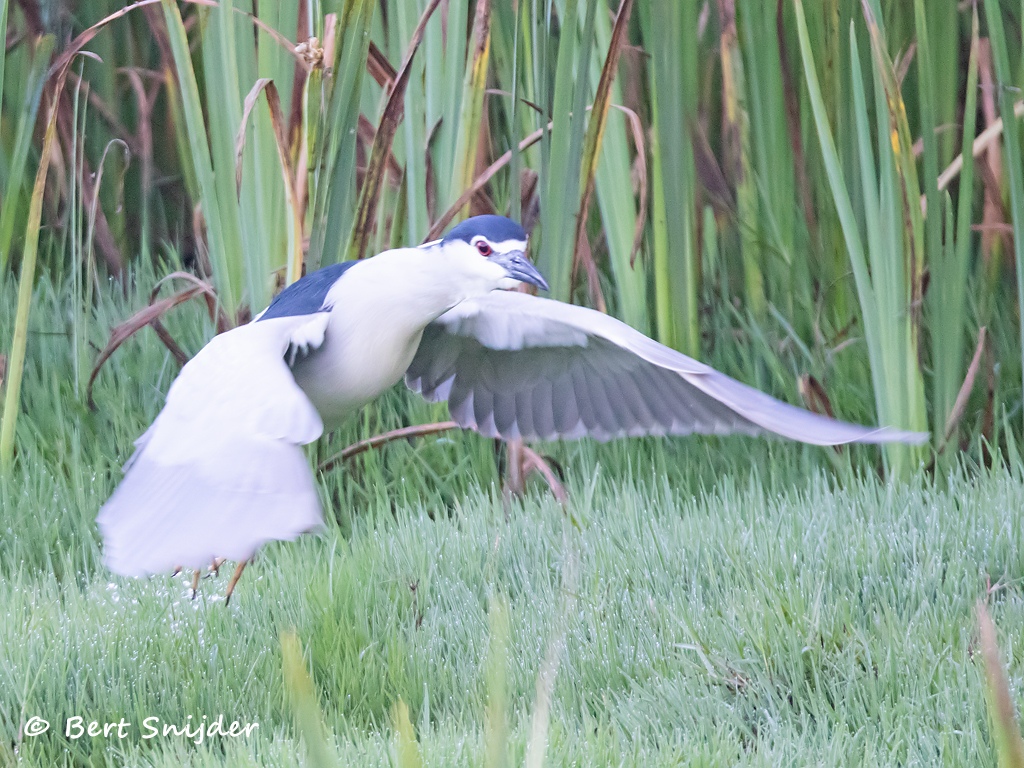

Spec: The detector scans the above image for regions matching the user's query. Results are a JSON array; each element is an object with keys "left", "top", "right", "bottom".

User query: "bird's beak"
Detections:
[{"left": 494, "top": 250, "right": 549, "bottom": 292}]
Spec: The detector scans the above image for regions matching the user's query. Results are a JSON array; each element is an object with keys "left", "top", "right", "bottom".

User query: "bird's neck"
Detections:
[{"left": 342, "top": 247, "right": 496, "bottom": 328}]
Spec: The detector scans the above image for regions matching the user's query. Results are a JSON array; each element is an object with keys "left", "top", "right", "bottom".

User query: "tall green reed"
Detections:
[{"left": 7, "top": 1, "right": 1024, "bottom": 474}]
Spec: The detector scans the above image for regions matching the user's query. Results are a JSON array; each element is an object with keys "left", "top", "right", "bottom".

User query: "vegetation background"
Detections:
[{"left": 1, "top": 0, "right": 1024, "bottom": 765}]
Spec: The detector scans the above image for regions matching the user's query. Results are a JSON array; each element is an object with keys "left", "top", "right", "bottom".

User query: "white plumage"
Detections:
[
  {"left": 99, "top": 315, "right": 328, "bottom": 576},
  {"left": 97, "top": 215, "right": 926, "bottom": 581}
]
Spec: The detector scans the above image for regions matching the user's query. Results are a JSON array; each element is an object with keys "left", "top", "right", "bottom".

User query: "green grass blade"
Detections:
[
  {"left": 393, "top": 699, "right": 424, "bottom": 768},
  {"left": 0, "top": 36, "right": 53, "bottom": 274},
  {"left": 281, "top": 630, "right": 340, "bottom": 768},
  {"left": 483, "top": 597, "right": 510, "bottom": 768},
  {"left": 1, "top": 50, "right": 62, "bottom": 472},
  {"left": 0, "top": 0, "right": 8, "bottom": 120},
  {"left": 977, "top": 604, "right": 1024, "bottom": 768}
]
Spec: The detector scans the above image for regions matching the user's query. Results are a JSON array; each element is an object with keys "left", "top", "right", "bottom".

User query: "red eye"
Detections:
[{"left": 475, "top": 240, "right": 493, "bottom": 256}]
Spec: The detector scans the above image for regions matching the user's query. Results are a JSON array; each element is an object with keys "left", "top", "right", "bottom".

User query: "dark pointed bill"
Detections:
[{"left": 493, "top": 250, "right": 549, "bottom": 292}]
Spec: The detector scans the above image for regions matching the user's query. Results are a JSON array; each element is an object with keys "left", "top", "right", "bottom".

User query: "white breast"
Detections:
[
  {"left": 291, "top": 309, "right": 425, "bottom": 429},
  {"left": 288, "top": 253, "right": 460, "bottom": 430}
]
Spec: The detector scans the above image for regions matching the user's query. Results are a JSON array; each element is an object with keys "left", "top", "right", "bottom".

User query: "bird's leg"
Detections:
[
  {"left": 520, "top": 445, "right": 570, "bottom": 508},
  {"left": 224, "top": 560, "right": 248, "bottom": 606},
  {"left": 190, "top": 569, "right": 201, "bottom": 600},
  {"left": 501, "top": 439, "right": 525, "bottom": 522}
]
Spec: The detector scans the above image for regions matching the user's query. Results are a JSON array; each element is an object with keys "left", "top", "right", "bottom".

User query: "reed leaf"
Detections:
[
  {"left": 982, "top": 0, "right": 1024, "bottom": 431},
  {"left": 0, "top": 0, "right": 8, "bottom": 123},
  {"left": 426, "top": 0, "right": 469, "bottom": 212},
  {"left": 534, "top": 0, "right": 598, "bottom": 303},
  {"left": 237, "top": 78, "right": 303, "bottom": 287},
  {"left": 449, "top": 0, "right": 492, "bottom": 216},
  {"left": 162, "top": 0, "right": 242, "bottom": 316},
  {"left": 718, "top": 0, "right": 764, "bottom": 326},
  {"left": 0, "top": 35, "right": 52, "bottom": 274},
  {"left": 349, "top": 0, "right": 441, "bottom": 261},
  {"left": 794, "top": 0, "right": 928, "bottom": 476},
  {"left": 308, "top": 0, "right": 375, "bottom": 269},
  {"left": 929, "top": 6, "right": 980, "bottom": 450},
  {"left": 1, "top": 43, "right": 62, "bottom": 471},
  {"left": 394, "top": 0, "right": 430, "bottom": 242},
  {"left": 641, "top": 0, "right": 700, "bottom": 355},
  {"left": 574, "top": 0, "right": 645, "bottom": 329},
  {"left": 860, "top": 0, "right": 929, "bottom": 462}
]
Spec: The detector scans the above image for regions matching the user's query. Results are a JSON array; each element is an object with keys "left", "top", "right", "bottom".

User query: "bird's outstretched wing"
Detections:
[
  {"left": 405, "top": 291, "right": 927, "bottom": 446},
  {"left": 97, "top": 314, "right": 331, "bottom": 577}
]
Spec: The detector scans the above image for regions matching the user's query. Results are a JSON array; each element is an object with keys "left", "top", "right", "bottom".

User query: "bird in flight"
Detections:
[{"left": 97, "top": 215, "right": 926, "bottom": 600}]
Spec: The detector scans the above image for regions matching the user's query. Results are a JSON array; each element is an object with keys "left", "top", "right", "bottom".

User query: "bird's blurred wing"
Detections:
[
  {"left": 97, "top": 314, "right": 331, "bottom": 577},
  {"left": 406, "top": 291, "right": 928, "bottom": 446}
]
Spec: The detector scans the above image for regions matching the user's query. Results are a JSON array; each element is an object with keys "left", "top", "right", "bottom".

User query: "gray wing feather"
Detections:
[
  {"left": 405, "top": 292, "right": 928, "bottom": 446},
  {"left": 535, "top": 386, "right": 554, "bottom": 436}
]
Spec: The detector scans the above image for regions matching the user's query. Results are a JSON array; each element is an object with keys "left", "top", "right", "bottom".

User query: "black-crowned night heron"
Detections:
[{"left": 98, "top": 215, "right": 925, "bottom": 598}]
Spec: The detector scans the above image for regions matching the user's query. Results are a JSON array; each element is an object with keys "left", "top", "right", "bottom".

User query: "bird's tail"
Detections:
[{"left": 97, "top": 433, "right": 323, "bottom": 578}]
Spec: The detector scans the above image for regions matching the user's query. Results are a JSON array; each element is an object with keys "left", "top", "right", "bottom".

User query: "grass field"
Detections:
[
  {"left": 2, "top": 275, "right": 1022, "bottom": 767},
  {"left": 1, "top": 1, "right": 1024, "bottom": 765}
]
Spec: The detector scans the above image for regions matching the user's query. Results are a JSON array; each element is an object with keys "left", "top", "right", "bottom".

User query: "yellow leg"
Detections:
[{"left": 190, "top": 569, "right": 201, "bottom": 600}]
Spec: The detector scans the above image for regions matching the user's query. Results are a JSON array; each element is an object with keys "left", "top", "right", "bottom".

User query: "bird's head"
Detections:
[{"left": 436, "top": 215, "right": 549, "bottom": 292}]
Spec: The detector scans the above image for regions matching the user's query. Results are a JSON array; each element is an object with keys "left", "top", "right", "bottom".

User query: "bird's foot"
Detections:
[{"left": 185, "top": 560, "right": 228, "bottom": 600}]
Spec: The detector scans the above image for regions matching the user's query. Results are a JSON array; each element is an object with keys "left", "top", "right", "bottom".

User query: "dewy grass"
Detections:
[
  {"left": 2, "top": 2, "right": 1024, "bottom": 764},
  {"left": 1, "top": 272, "right": 1021, "bottom": 767}
]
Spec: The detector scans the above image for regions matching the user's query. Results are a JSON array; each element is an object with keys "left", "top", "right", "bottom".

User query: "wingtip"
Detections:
[{"left": 858, "top": 426, "right": 931, "bottom": 445}]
